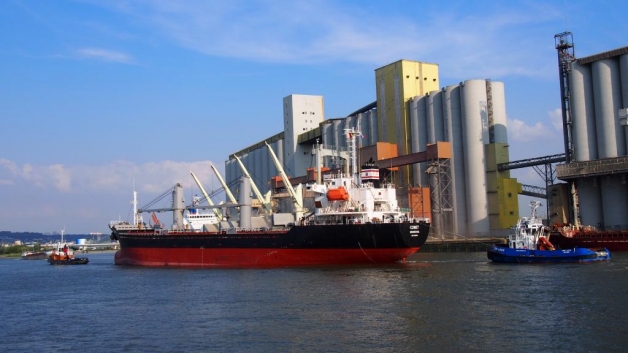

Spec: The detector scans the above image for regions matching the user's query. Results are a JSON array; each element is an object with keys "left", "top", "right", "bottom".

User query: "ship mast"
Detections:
[
  {"left": 132, "top": 189, "right": 142, "bottom": 226},
  {"left": 345, "top": 127, "right": 360, "bottom": 185}
]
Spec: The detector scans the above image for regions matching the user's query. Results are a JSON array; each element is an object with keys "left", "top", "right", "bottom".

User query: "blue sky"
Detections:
[{"left": 1, "top": 0, "right": 627, "bottom": 234}]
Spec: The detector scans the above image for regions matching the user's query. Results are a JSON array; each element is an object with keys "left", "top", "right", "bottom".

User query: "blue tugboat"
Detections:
[{"left": 487, "top": 201, "right": 610, "bottom": 264}]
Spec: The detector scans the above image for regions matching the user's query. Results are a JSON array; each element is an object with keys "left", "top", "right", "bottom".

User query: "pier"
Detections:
[{"left": 422, "top": 237, "right": 507, "bottom": 252}]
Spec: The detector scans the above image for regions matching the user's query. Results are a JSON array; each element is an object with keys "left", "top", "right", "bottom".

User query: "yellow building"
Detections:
[{"left": 375, "top": 60, "right": 439, "bottom": 193}]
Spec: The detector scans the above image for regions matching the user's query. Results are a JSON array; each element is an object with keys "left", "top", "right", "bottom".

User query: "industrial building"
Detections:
[
  {"left": 553, "top": 33, "right": 628, "bottom": 231},
  {"left": 222, "top": 33, "right": 628, "bottom": 239},
  {"left": 225, "top": 59, "right": 520, "bottom": 238}
]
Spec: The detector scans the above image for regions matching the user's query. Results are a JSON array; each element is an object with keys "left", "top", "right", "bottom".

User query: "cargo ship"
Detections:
[
  {"left": 549, "top": 225, "right": 628, "bottom": 252},
  {"left": 21, "top": 251, "right": 48, "bottom": 260},
  {"left": 109, "top": 129, "right": 430, "bottom": 267}
]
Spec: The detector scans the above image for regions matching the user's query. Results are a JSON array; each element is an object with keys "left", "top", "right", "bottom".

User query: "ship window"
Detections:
[{"left": 508, "top": 192, "right": 512, "bottom": 197}]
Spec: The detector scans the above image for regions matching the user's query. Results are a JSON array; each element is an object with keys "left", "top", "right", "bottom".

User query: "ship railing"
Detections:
[
  {"left": 227, "top": 227, "right": 282, "bottom": 233},
  {"left": 110, "top": 220, "right": 131, "bottom": 226}
]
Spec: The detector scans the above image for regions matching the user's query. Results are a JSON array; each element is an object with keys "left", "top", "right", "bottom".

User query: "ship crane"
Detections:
[
  {"left": 233, "top": 154, "right": 272, "bottom": 214},
  {"left": 190, "top": 171, "right": 224, "bottom": 220},
  {"left": 210, "top": 163, "right": 238, "bottom": 204},
  {"left": 265, "top": 142, "right": 304, "bottom": 221}
]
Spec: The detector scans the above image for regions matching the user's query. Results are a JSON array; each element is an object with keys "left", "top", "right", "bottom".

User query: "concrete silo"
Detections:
[
  {"left": 411, "top": 79, "right": 519, "bottom": 236},
  {"left": 556, "top": 40, "right": 628, "bottom": 231}
]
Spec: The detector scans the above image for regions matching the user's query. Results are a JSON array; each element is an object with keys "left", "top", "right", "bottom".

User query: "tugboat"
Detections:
[
  {"left": 47, "top": 244, "right": 89, "bottom": 265},
  {"left": 487, "top": 201, "right": 610, "bottom": 264}
]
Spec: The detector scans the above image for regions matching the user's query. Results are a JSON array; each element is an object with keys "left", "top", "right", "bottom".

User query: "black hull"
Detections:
[
  {"left": 116, "top": 222, "right": 429, "bottom": 250},
  {"left": 112, "top": 222, "right": 430, "bottom": 267}
]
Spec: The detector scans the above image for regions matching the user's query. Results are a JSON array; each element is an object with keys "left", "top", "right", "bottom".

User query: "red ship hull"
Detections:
[
  {"left": 114, "top": 247, "right": 420, "bottom": 267},
  {"left": 550, "top": 230, "right": 628, "bottom": 252}
]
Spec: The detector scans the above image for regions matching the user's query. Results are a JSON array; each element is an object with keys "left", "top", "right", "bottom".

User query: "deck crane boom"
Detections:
[
  {"left": 210, "top": 163, "right": 238, "bottom": 204},
  {"left": 189, "top": 171, "right": 223, "bottom": 220},
  {"left": 264, "top": 142, "right": 304, "bottom": 220},
  {"left": 233, "top": 154, "right": 272, "bottom": 214}
]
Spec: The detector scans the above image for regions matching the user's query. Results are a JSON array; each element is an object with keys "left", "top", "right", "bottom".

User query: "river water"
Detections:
[{"left": 1, "top": 251, "right": 627, "bottom": 353}]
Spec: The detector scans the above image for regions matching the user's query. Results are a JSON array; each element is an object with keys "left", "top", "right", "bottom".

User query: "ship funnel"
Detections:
[
  {"left": 239, "top": 176, "right": 252, "bottom": 229},
  {"left": 360, "top": 158, "right": 380, "bottom": 188}
]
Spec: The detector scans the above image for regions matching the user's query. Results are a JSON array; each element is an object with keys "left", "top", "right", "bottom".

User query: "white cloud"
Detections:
[
  {"left": 49, "top": 164, "right": 72, "bottom": 192},
  {"left": 548, "top": 108, "right": 564, "bottom": 133},
  {"left": 0, "top": 159, "right": 219, "bottom": 194},
  {"left": 91, "top": 0, "right": 562, "bottom": 79},
  {"left": 507, "top": 117, "right": 555, "bottom": 143},
  {"left": 507, "top": 108, "right": 564, "bottom": 143},
  {"left": 76, "top": 48, "right": 134, "bottom": 64},
  {"left": 0, "top": 158, "right": 18, "bottom": 175}
]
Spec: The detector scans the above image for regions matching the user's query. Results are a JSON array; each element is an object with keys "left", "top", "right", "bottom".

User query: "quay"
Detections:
[{"left": 422, "top": 237, "right": 507, "bottom": 252}]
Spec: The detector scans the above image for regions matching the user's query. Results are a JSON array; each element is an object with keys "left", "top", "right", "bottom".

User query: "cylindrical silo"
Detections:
[
  {"left": 570, "top": 61, "right": 597, "bottom": 161},
  {"left": 261, "top": 144, "right": 270, "bottom": 191},
  {"left": 432, "top": 91, "right": 445, "bottom": 142},
  {"left": 321, "top": 122, "right": 332, "bottom": 167},
  {"left": 592, "top": 58, "right": 624, "bottom": 158},
  {"left": 254, "top": 148, "right": 263, "bottom": 189},
  {"left": 369, "top": 109, "right": 378, "bottom": 144},
  {"left": 333, "top": 120, "right": 341, "bottom": 152},
  {"left": 461, "top": 79, "right": 490, "bottom": 235},
  {"left": 619, "top": 54, "right": 628, "bottom": 153},
  {"left": 322, "top": 122, "right": 332, "bottom": 149},
  {"left": 357, "top": 113, "right": 367, "bottom": 147},
  {"left": 225, "top": 158, "right": 236, "bottom": 190},
  {"left": 268, "top": 141, "right": 278, "bottom": 180},
  {"left": 409, "top": 96, "right": 422, "bottom": 186},
  {"left": 345, "top": 115, "right": 354, "bottom": 134},
  {"left": 230, "top": 155, "right": 239, "bottom": 184},
  {"left": 443, "top": 84, "right": 463, "bottom": 236},
  {"left": 416, "top": 95, "right": 428, "bottom": 186},
  {"left": 426, "top": 92, "right": 437, "bottom": 144},
  {"left": 592, "top": 58, "right": 628, "bottom": 228},
  {"left": 276, "top": 139, "right": 284, "bottom": 168},
  {"left": 427, "top": 90, "right": 445, "bottom": 143},
  {"left": 488, "top": 81, "right": 508, "bottom": 144}
]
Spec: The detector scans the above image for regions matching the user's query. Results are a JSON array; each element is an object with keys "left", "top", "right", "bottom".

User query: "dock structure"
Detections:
[{"left": 422, "top": 237, "right": 507, "bottom": 252}]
